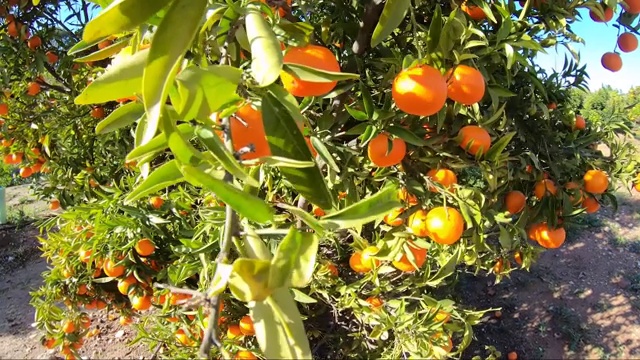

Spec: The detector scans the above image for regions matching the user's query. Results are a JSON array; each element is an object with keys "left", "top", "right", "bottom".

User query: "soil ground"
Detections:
[{"left": 0, "top": 185, "right": 639, "bottom": 359}]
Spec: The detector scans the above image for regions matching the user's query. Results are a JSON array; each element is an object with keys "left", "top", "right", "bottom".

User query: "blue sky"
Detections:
[{"left": 535, "top": 8, "right": 640, "bottom": 93}]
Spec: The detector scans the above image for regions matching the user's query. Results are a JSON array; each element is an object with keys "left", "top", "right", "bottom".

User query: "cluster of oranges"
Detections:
[
  {"left": 590, "top": 1, "right": 640, "bottom": 72},
  {"left": 0, "top": 142, "right": 48, "bottom": 178}
]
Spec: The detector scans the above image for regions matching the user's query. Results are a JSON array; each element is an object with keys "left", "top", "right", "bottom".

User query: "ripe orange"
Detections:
[
  {"left": 19, "top": 166, "right": 33, "bottom": 178},
  {"left": 360, "top": 246, "right": 381, "bottom": 270},
  {"left": 175, "top": 329, "right": 195, "bottom": 346},
  {"left": 493, "top": 259, "right": 504, "bottom": 274},
  {"left": 0, "top": 103, "right": 7, "bottom": 115},
  {"left": 1, "top": 138, "right": 14, "bottom": 147},
  {"left": 43, "top": 338, "right": 56, "bottom": 349},
  {"left": 426, "top": 168, "right": 457, "bottom": 192},
  {"left": 623, "top": 0, "right": 640, "bottom": 13},
  {"left": 130, "top": 294, "right": 152, "bottom": 311},
  {"left": 117, "top": 275, "right": 137, "bottom": 295},
  {"left": 27, "top": 35, "right": 41, "bottom": 50},
  {"left": 50, "top": 199, "right": 60, "bottom": 210},
  {"left": 119, "top": 316, "right": 133, "bottom": 326},
  {"left": 46, "top": 51, "right": 58, "bottom": 64},
  {"left": 582, "top": 196, "right": 600, "bottom": 214},
  {"left": 235, "top": 350, "right": 257, "bottom": 360},
  {"left": 583, "top": 169, "right": 608, "bottom": 194},
  {"left": 507, "top": 351, "right": 518, "bottom": 360},
  {"left": 62, "top": 320, "right": 76, "bottom": 334},
  {"left": 445, "top": 65, "right": 486, "bottom": 105},
  {"left": 134, "top": 238, "right": 155, "bottom": 256},
  {"left": 260, "top": 0, "right": 291, "bottom": 16},
  {"left": 312, "top": 205, "right": 325, "bottom": 217},
  {"left": 408, "top": 209, "right": 430, "bottom": 237},
  {"left": 589, "top": 5, "right": 614, "bottom": 22},
  {"left": 149, "top": 196, "right": 164, "bottom": 209},
  {"left": 349, "top": 252, "right": 370, "bottom": 273},
  {"left": 7, "top": 20, "right": 20, "bottom": 38},
  {"left": 325, "top": 263, "right": 339, "bottom": 276},
  {"left": 547, "top": 102, "right": 557, "bottom": 110},
  {"left": 27, "top": 82, "right": 41, "bottom": 96},
  {"left": 90, "top": 107, "right": 105, "bottom": 119},
  {"left": 533, "top": 179, "right": 557, "bottom": 199},
  {"left": 392, "top": 64, "right": 447, "bottom": 116},
  {"left": 77, "top": 284, "right": 88, "bottom": 295},
  {"left": 399, "top": 188, "right": 419, "bottom": 206},
  {"left": 169, "top": 292, "right": 192, "bottom": 305},
  {"left": 618, "top": 32, "right": 638, "bottom": 52},
  {"left": 383, "top": 207, "right": 405, "bottom": 227},
  {"left": 531, "top": 223, "right": 566, "bottom": 249},
  {"left": 365, "top": 296, "right": 383, "bottom": 309},
  {"left": 505, "top": 191, "right": 526, "bottom": 214},
  {"left": 280, "top": 44, "right": 341, "bottom": 97},
  {"left": 601, "top": 52, "right": 622, "bottom": 72},
  {"left": 239, "top": 315, "right": 255, "bottom": 336},
  {"left": 573, "top": 115, "right": 586, "bottom": 130},
  {"left": 227, "top": 324, "right": 243, "bottom": 339},
  {"left": 458, "top": 125, "right": 491, "bottom": 156},
  {"left": 392, "top": 241, "right": 427, "bottom": 272},
  {"left": 426, "top": 207, "right": 465, "bottom": 245},
  {"left": 367, "top": 133, "right": 406, "bottom": 167},
  {"left": 218, "top": 104, "right": 271, "bottom": 161},
  {"left": 461, "top": 2, "right": 486, "bottom": 20},
  {"left": 98, "top": 39, "right": 112, "bottom": 49},
  {"left": 514, "top": 251, "right": 523, "bottom": 265},
  {"left": 103, "top": 258, "right": 125, "bottom": 278}
]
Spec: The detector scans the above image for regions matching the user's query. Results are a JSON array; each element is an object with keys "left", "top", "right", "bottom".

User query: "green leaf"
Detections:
[
  {"left": 427, "top": 5, "right": 442, "bottom": 53},
  {"left": 160, "top": 108, "right": 203, "bottom": 166},
  {"left": 142, "top": 0, "right": 207, "bottom": 144},
  {"left": 345, "top": 104, "right": 369, "bottom": 120},
  {"left": 245, "top": 7, "right": 283, "bottom": 87},
  {"left": 180, "top": 165, "right": 275, "bottom": 224},
  {"left": 126, "top": 123, "right": 193, "bottom": 162},
  {"left": 291, "top": 288, "right": 317, "bottom": 303},
  {"left": 82, "top": 0, "right": 173, "bottom": 43},
  {"left": 229, "top": 258, "right": 273, "bottom": 302},
  {"left": 68, "top": 38, "right": 104, "bottom": 56},
  {"left": 195, "top": 125, "right": 259, "bottom": 187},
  {"left": 262, "top": 92, "right": 334, "bottom": 210},
  {"left": 275, "top": 203, "right": 325, "bottom": 235},
  {"left": 74, "top": 39, "right": 129, "bottom": 62},
  {"left": 282, "top": 63, "right": 359, "bottom": 82},
  {"left": 320, "top": 184, "right": 401, "bottom": 230},
  {"left": 124, "top": 160, "right": 184, "bottom": 204},
  {"left": 245, "top": 156, "right": 315, "bottom": 168},
  {"left": 424, "top": 246, "right": 462, "bottom": 287},
  {"left": 387, "top": 125, "right": 429, "bottom": 146},
  {"left": 95, "top": 102, "right": 144, "bottom": 134},
  {"left": 485, "top": 131, "right": 515, "bottom": 161},
  {"left": 290, "top": 231, "right": 319, "bottom": 288},
  {"left": 274, "top": 21, "right": 314, "bottom": 46},
  {"left": 370, "top": 0, "right": 411, "bottom": 49},
  {"left": 310, "top": 137, "right": 340, "bottom": 173},
  {"left": 242, "top": 221, "right": 273, "bottom": 261},
  {"left": 266, "top": 84, "right": 307, "bottom": 125},
  {"left": 498, "top": 224, "right": 512, "bottom": 250},
  {"left": 173, "top": 65, "right": 242, "bottom": 120},
  {"left": 269, "top": 227, "right": 302, "bottom": 289},
  {"left": 250, "top": 288, "right": 312, "bottom": 359},
  {"left": 75, "top": 49, "right": 148, "bottom": 105}
]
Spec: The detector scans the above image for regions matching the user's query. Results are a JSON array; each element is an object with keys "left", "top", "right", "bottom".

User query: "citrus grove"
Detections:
[{"left": 0, "top": 0, "right": 637, "bottom": 359}]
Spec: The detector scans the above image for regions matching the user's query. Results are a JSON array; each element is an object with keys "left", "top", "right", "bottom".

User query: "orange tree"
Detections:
[{"left": 26, "top": 0, "right": 640, "bottom": 359}]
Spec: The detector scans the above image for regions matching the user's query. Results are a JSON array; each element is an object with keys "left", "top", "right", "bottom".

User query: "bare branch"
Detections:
[{"left": 352, "top": 0, "right": 386, "bottom": 55}]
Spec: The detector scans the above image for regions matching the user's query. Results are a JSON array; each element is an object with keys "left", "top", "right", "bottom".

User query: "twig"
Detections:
[
  {"left": 296, "top": 196, "right": 307, "bottom": 228},
  {"left": 351, "top": 0, "right": 386, "bottom": 55},
  {"left": 149, "top": 342, "right": 163, "bottom": 360}
]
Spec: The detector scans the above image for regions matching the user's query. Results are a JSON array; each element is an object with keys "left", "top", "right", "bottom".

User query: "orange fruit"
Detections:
[
  {"left": 367, "top": 132, "right": 406, "bottom": 167},
  {"left": 76, "top": 284, "right": 88, "bottom": 295},
  {"left": 216, "top": 104, "right": 271, "bottom": 161},
  {"left": 1, "top": 138, "right": 14, "bottom": 147},
  {"left": 392, "top": 64, "right": 447, "bottom": 116},
  {"left": 239, "top": 315, "right": 255, "bottom": 336},
  {"left": 46, "top": 51, "right": 58, "bottom": 64},
  {"left": 27, "top": 35, "right": 41, "bottom": 50},
  {"left": 565, "top": 182, "right": 584, "bottom": 205},
  {"left": 514, "top": 251, "right": 523, "bottom": 265},
  {"left": 426, "top": 168, "right": 457, "bottom": 192},
  {"left": 50, "top": 199, "right": 61, "bottom": 210},
  {"left": 360, "top": 246, "right": 381, "bottom": 270},
  {"left": 508, "top": 352, "right": 518, "bottom": 360},
  {"left": 119, "top": 316, "right": 133, "bottom": 326},
  {"left": 7, "top": 21, "right": 20, "bottom": 37},
  {"left": 505, "top": 191, "right": 526, "bottom": 214},
  {"left": 169, "top": 292, "right": 192, "bottom": 305},
  {"left": 0, "top": 103, "right": 7, "bottom": 115},
  {"left": 19, "top": 166, "right": 33, "bottom": 178},
  {"left": 235, "top": 350, "right": 257, "bottom": 360},
  {"left": 531, "top": 223, "right": 566, "bottom": 249},
  {"left": 260, "top": 0, "right": 291, "bottom": 16},
  {"left": 589, "top": 5, "right": 614, "bottom": 22},
  {"left": 130, "top": 294, "right": 152, "bottom": 311},
  {"left": 534, "top": 179, "right": 557, "bottom": 199},
  {"left": 312, "top": 205, "right": 325, "bottom": 217},
  {"left": 383, "top": 207, "right": 405, "bottom": 227},
  {"left": 43, "top": 338, "right": 56, "bottom": 349},
  {"left": 117, "top": 275, "right": 137, "bottom": 295},
  {"left": 175, "top": 329, "right": 195, "bottom": 346},
  {"left": 583, "top": 169, "right": 608, "bottom": 194},
  {"left": 134, "top": 238, "right": 155, "bottom": 256},
  {"left": 547, "top": 102, "right": 557, "bottom": 110},
  {"left": 493, "top": 258, "right": 504, "bottom": 274},
  {"left": 103, "top": 258, "right": 125, "bottom": 278},
  {"left": 461, "top": 2, "right": 486, "bottom": 20},
  {"left": 149, "top": 196, "right": 164, "bottom": 209},
  {"left": 227, "top": 324, "right": 243, "bottom": 339},
  {"left": 365, "top": 296, "right": 383, "bottom": 309},
  {"left": 349, "top": 252, "right": 370, "bottom": 273},
  {"left": 27, "top": 82, "right": 41, "bottom": 96},
  {"left": 425, "top": 207, "right": 465, "bottom": 245},
  {"left": 623, "top": 0, "right": 640, "bottom": 13},
  {"left": 98, "top": 39, "right": 112, "bottom": 49},
  {"left": 601, "top": 52, "right": 622, "bottom": 72},
  {"left": 399, "top": 188, "right": 418, "bottom": 206},
  {"left": 392, "top": 241, "right": 427, "bottom": 272},
  {"left": 458, "top": 125, "right": 491, "bottom": 156},
  {"left": 431, "top": 333, "right": 453, "bottom": 352},
  {"left": 408, "top": 209, "right": 430, "bottom": 237},
  {"left": 62, "top": 320, "right": 76, "bottom": 334},
  {"left": 435, "top": 311, "right": 451, "bottom": 323},
  {"left": 573, "top": 115, "right": 586, "bottom": 130},
  {"left": 582, "top": 196, "right": 600, "bottom": 214},
  {"left": 618, "top": 32, "right": 638, "bottom": 52},
  {"left": 445, "top": 65, "right": 486, "bottom": 105},
  {"left": 325, "top": 263, "right": 338, "bottom": 276},
  {"left": 280, "top": 44, "right": 340, "bottom": 97},
  {"left": 90, "top": 107, "right": 105, "bottom": 119}
]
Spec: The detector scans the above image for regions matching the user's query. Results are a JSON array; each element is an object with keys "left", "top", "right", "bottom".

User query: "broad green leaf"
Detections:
[
  {"left": 370, "top": 0, "right": 411, "bottom": 48},
  {"left": 95, "top": 102, "right": 144, "bottom": 134},
  {"left": 498, "top": 224, "right": 512, "bottom": 250},
  {"left": 275, "top": 203, "right": 325, "bottom": 235},
  {"left": 207, "top": 263, "right": 233, "bottom": 297},
  {"left": 283, "top": 63, "right": 359, "bottom": 82},
  {"left": 320, "top": 184, "right": 401, "bottom": 230},
  {"left": 245, "top": 7, "right": 283, "bottom": 87},
  {"left": 274, "top": 21, "right": 314, "bottom": 46},
  {"left": 126, "top": 123, "right": 193, "bottom": 161},
  {"left": 290, "top": 231, "right": 319, "bottom": 288},
  {"left": 195, "top": 125, "right": 259, "bottom": 187},
  {"left": 142, "top": 0, "right": 207, "bottom": 144},
  {"left": 424, "top": 246, "right": 462, "bottom": 287},
  {"left": 180, "top": 165, "right": 274, "bottom": 224},
  {"left": 250, "top": 288, "right": 312, "bottom": 359},
  {"left": 229, "top": 258, "right": 272, "bottom": 302},
  {"left": 310, "top": 136, "right": 340, "bottom": 173},
  {"left": 387, "top": 125, "right": 429, "bottom": 146},
  {"left": 75, "top": 49, "right": 148, "bottom": 104},
  {"left": 427, "top": 5, "right": 442, "bottom": 53},
  {"left": 160, "top": 108, "right": 203, "bottom": 165},
  {"left": 74, "top": 39, "right": 129, "bottom": 62},
  {"left": 82, "top": 0, "right": 173, "bottom": 43},
  {"left": 173, "top": 65, "right": 242, "bottom": 120},
  {"left": 266, "top": 85, "right": 307, "bottom": 125},
  {"left": 291, "top": 288, "right": 317, "bottom": 303},
  {"left": 245, "top": 156, "right": 314, "bottom": 168},
  {"left": 124, "top": 160, "right": 184, "bottom": 204},
  {"left": 68, "top": 38, "right": 104, "bottom": 56},
  {"left": 485, "top": 131, "right": 515, "bottom": 161},
  {"left": 262, "top": 92, "right": 334, "bottom": 209},
  {"left": 242, "top": 220, "right": 272, "bottom": 261},
  {"left": 269, "top": 227, "right": 302, "bottom": 289}
]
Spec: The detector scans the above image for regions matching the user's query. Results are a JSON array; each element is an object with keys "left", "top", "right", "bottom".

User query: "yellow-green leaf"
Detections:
[
  {"left": 245, "top": 7, "right": 283, "bottom": 87},
  {"left": 229, "top": 258, "right": 273, "bottom": 302}
]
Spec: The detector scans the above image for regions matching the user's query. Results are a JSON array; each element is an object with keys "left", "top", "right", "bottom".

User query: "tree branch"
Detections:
[{"left": 352, "top": 0, "right": 385, "bottom": 55}]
